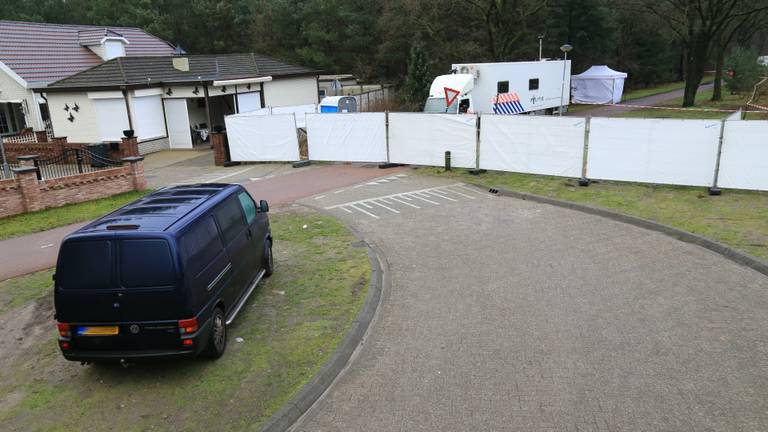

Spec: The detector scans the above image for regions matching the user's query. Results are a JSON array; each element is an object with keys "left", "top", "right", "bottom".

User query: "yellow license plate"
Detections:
[{"left": 77, "top": 326, "right": 119, "bottom": 336}]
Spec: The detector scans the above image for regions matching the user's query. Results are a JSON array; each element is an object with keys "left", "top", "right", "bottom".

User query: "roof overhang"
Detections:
[
  {"left": 212, "top": 76, "right": 273, "bottom": 86},
  {"left": 0, "top": 60, "right": 29, "bottom": 89}
]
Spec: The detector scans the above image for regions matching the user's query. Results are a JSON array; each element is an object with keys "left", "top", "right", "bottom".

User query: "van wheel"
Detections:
[
  {"left": 263, "top": 241, "right": 274, "bottom": 277},
  {"left": 203, "top": 308, "right": 227, "bottom": 359}
]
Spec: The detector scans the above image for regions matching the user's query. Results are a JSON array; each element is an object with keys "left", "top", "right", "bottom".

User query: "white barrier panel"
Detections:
[
  {"left": 718, "top": 120, "right": 768, "bottom": 191},
  {"left": 479, "top": 115, "right": 585, "bottom": 177},
  {"left": 272, "top": 104, "right": 317, "bottom": 128},
  {"left": 389, "top": 113, "right": 477, "bottom": 168},
  {"left": 306, "top": 113, "right": 387, "bottom": 162},
  {"left": 588, "top": 118, "right": 720, "bottom": 187},
  {"left": 225, "top": 113, "right": 299, "bottom": 162}
]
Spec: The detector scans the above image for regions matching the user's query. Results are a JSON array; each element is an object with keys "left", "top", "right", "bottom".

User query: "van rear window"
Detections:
[
  {"left": 58, "top": 241, "right": 113, "bottom": 290},
  {"left": 120, "top": 239, "right": 176, "bottom": 288}
]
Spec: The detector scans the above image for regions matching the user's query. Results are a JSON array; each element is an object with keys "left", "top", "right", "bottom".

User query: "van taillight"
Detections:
[
  {"left": 178, "top": 318, "right": 198, "bottom": 334},
  {"left": 57, "top": 323, "right": 71, "bottom": 338}
]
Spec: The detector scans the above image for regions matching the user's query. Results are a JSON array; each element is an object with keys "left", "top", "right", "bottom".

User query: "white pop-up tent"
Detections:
[{"left": 571, "top": 65, "right": 628, "bottom": 104}]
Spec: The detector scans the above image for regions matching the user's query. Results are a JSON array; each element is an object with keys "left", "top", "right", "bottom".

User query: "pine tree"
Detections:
[{"left": 401, "top": 42, "right": 432, "bottom": 109}]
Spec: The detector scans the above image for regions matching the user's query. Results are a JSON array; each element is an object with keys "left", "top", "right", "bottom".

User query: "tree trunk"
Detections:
[
  {"left": 711, "top": 45, "right": 724, "bottom": 102},
  {"left": 682, "top": 41, "right": 709, "bottom": 107}
]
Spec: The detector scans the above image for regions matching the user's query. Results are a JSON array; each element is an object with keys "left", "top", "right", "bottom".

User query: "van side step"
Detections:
[{"left": 225, "top": 269, "right": 266, "bottom": 326}]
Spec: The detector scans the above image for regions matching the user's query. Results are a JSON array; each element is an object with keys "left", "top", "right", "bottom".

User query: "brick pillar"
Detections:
[
  {"left": 51, "top": 137, "right": 68, "bottom": 154},
  {"left": 35, "top": 131, "right": 48, "bottom": 143},
  {"left": 211, "top": 132, "right": 228, "bottom": 166},
  {"left": 12, "top": 167, "right": 43, "bottom": 212},
  {"left": 120, "top": 137, "right": 139, "bottom": 158},
  {"left": 122, "top": 156, "right": 147, "bottom": 190},
  {"left": 16, "top": 155, "right": 39, "bottom": 168}
]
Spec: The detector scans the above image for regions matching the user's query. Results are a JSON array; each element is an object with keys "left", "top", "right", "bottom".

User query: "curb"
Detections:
[
  {"left": 478, "top": 185, "right": 768, "bottom": 278},
  {"left": 259, "top": 209, "right": 387, "bottom": 432}
]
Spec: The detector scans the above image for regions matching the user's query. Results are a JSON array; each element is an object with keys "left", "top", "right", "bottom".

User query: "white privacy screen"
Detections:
[
  {"left": 306, "top": 113, "right": 387, "bottom": 162},
  {"left": 479, "top": 115, "right": 585, "bottom": 177},
  {"left": 225, "top": 113, "right": 299, "bottom": 162},
  {"left": 718, "top": 120, "right": 768, "bottom": 191},
  {"left": 587, "top": 118, "right": 720, "bottom": 187},
  {"left": 388, "top": 113, "right": 477, "bottom": 168}
]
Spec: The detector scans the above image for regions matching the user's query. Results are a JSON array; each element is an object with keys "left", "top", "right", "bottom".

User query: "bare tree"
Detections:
[
  {"left": 461, "top": 0, "right": 548, "bottom": 61},
  {"left": 643, "top": 0, "right": 768, "bottom": 107}
]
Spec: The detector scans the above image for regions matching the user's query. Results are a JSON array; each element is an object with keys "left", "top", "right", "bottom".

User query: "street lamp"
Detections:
[{"left": 559, "top": 43, "right": 573, "bottom": 116}]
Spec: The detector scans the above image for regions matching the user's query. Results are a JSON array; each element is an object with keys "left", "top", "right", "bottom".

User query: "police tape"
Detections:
[
  {"left": 747, "top": 102, "right": 768, "bottom": 111},
  {"left": 574, "top": 101, "right": 766, "bottom": 113}
]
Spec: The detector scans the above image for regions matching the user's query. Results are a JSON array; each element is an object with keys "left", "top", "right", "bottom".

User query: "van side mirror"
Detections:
[{"left": 259, "top": 200, "right": 269, "bottom": 213}]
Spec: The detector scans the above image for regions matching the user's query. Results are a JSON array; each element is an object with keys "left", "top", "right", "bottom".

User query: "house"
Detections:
[
  {"left": 0, "top": 20, "right": 175, "bottom": 135},
  {"left": 46, "top": 54, "right": 319, "bottom": 152}
]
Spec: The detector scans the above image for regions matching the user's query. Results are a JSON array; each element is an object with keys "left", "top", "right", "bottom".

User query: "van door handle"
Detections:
[{"left": 246, "top": 228, "right": 252, "bottom": 239}]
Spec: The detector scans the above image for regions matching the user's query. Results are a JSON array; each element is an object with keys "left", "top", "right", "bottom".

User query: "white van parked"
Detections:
[{"left": 423, "top": 60, "right": 572, "bottom": 115}]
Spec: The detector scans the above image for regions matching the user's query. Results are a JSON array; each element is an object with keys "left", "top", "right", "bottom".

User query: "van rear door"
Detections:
[
  {"left": 55, "top": 239, "right": 119, "bottom": 323},
  {"left": 115, "top": 237, "right": 186, "bottom": 322}
]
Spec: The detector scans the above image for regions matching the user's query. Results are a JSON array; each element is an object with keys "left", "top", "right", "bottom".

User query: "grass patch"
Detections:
[
  {"left": 0, "top": 268, "right": 53, "bottom": 315},
  {"left": 0, "top": 190, "right": 150, "bottom": 241},
  {"left": 617, "top": 88, "right": 768, "bottom": 120},
  {"left": 419, "top": 168, "right": 768, "bottom": 261},
  {"left": 0, "top": 209, "right": 370, "bottom": 431}
]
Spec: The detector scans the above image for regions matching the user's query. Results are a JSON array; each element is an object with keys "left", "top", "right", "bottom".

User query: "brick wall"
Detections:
[
  {"left": 212, "top": 132, "right": 228, "bottom": 166},
  {"left": 138, "top": 137, "right": 170, "bottom": 155},
  {"left": 0, "top": 158, "right": 146, "bottom": 219},
  {"left": 0, "top": 178, "right": 24, "bottom": 218},
  {"left": 3, "top": 136, "right": 140, "bottom": 162}
]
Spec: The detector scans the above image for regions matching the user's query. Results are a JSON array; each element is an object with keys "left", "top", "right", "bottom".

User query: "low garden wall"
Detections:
[
  {"left": 0, "top": 157, "right": 146, "bottom": 219},
  {"left": 3, "top": 136, "right": 140, "bottom": 162}
]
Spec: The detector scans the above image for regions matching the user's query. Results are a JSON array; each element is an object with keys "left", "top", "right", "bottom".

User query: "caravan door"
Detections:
[{"left": 164, "top": 99, "right": 193, "bottom": 149}]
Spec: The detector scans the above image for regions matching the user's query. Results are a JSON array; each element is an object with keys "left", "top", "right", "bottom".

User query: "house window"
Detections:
[
  {"left": 529, "top": 78, "right": 540, "bottom": 90},
  {"left": 0, "top": 106, "right": 9, "bottom": 134},
  {"left": 497, "top": 81, "right": 509, "bottom": 94},
  {"left": 319, "top": 89, "right": 327, "bottom": 98}
]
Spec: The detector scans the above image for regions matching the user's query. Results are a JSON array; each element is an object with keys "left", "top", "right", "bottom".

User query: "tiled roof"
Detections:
[
  {"left": 0, "top": 20, "right": 175, "bottom": 86},
  {"left": 78, "top": 28, "right": 124, "bottom": 46},
  {"left": 48, "top": 54, "right": 319, "bottom": 89}
]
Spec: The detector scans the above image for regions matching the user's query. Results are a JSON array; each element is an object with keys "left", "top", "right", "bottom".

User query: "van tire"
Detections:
[
  {"left": 203, "top": 308, "right": 227, "bottom": 359},
  {"left": 263, "top": 241, "right": 274, "bottom": 277}
]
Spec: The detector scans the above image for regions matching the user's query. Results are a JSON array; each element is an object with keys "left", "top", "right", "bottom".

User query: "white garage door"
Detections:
[
  {"left": 132, "top": 95, "right": 166, "bottom": 140},
  {"left": 93, "top": 98, "right": 130, "bottom": 142}
]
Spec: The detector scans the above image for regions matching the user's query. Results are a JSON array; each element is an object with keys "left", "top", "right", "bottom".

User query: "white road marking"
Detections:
[
  {"left": 324, "top": 183, "right": 487, "bottom": 217},
  {"left": 388, "top": 196, "right": 420, "bottom": 208},
  {"left": 442, "top": 186, "right": 476, "bottom": 199},
  {"left": 424, "top": 190, "right": 458, "bottom": 202},
  {"left": 41, "top": 244, "right": 54, "bottom": 249},
  {"left": 314, "top": 195, "right": 326, "bottom": 200},
  {"left": 349, "top": 204, "right": 379, "bottom": 219},
  {"left": 407, "top": 193, "right": 440, "bottom": 205},
  {"left": 371, "top": 200, "right": 400, "bottom": 213},
  {"left": 334, "top": 189, "right": 346, "bottom": 194}
]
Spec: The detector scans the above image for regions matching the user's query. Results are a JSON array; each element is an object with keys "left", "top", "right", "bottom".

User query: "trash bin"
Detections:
[{"left": 88, "top": 143, "right": 109, "bottom": 168}]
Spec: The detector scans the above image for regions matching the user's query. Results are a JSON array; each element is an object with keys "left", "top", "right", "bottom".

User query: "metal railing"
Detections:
[{"left": 33, "top": 148, "right": 122, "bottom": 180}]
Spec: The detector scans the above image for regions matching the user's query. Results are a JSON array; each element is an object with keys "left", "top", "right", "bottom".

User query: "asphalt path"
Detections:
[{"left": 296, "top": 174, "right": 768, "bottom": 431}]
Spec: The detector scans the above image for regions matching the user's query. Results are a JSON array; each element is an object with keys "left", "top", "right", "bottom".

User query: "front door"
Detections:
[{"left": 164, "top": 98, "right": 193, "bottom": 149}]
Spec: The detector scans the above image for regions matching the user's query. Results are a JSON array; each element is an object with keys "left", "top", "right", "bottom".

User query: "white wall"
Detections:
[
  {"left": 46, "top": 92, "right": 103, "bottom": 142},
  {"left": 263, "top": 76, "right": 318, "bottom": 107}
]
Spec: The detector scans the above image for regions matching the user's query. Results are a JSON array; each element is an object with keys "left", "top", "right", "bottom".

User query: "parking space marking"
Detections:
[{"left": 326, "top": 183, "right": 491, "bottom": 219}]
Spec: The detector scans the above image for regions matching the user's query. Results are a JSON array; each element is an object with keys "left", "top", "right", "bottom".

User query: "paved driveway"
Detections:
[{"left": 297, "top": 174, "right": 768, "bottom": 431}]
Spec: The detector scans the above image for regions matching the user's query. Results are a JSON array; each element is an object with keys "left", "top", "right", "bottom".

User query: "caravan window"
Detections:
[
  {"left": 497, "top": 81, "right": 509, "bottom": 94},
  {"left": 529, "top": 79, "right": 540, "bottom": 90}
]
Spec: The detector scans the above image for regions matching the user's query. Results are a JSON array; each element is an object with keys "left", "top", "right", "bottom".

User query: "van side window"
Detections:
[
  {"left": 497, "top": 81, "right": 509, "bottom": 94},
  {"left": 120, "top": 239, "right": 175, "bottom": 288},
  {"left": 214, "top": 197, "right": 247, "bottom": 244},
  {"left": 529, "top": 78, "right": 539, "bottom": 90},
  {"left": 237, "top": 191, "right": 257, "bottom": 224},
  {"left": 181, "top": 216, "right": 224, "bottom": 277}
]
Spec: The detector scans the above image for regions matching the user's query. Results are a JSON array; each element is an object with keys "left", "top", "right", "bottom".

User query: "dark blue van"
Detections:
[{"left": 54, "top": 184, "right": 273, "bottom": 362}]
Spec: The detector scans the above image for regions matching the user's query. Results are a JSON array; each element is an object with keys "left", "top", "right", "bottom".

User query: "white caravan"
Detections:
[{"left": 423, "top": 60, "right": 572, "bottom": 115}]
